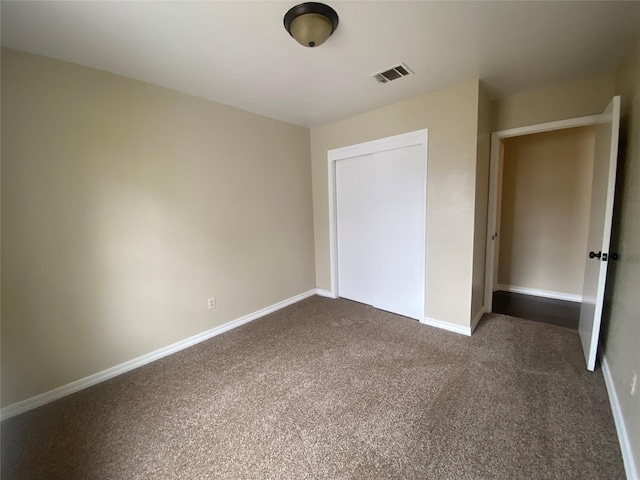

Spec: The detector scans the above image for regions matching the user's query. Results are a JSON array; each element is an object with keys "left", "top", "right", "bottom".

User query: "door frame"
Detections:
[
  {"left": 327, "top": 129, "right": 428, "bottom": 301},
  {"left": 484, "top": 115, "right": 599, "bottom": 313}
]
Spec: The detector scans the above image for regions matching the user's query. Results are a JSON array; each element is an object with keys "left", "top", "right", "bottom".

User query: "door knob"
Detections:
[{"left": 589, "top": 251, "right": 602, "bottom": 259}]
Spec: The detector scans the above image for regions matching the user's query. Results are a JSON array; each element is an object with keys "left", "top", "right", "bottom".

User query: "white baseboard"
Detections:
[
  {"left": 422, "top": 317, "right": 471, "bottom": 336},
  {"left": 471, "top": 307, "right": 486, "bottom": 334},
  {"left": 1, "top": 289, "right": 316, "bottom": 421},
  {"left": 601, "top": 355, "right": 638, "bottom": 480},
  {"left": 316, "top": 288, "right": 337, "bottom": 299},
  {"left": 495, "top": 284, "right": 582, "bottom": 303}
]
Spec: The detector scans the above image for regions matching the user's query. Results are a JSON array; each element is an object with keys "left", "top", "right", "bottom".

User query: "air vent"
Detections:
[{"left": 372, "top": 63, "right": 414, "bottom": 84}]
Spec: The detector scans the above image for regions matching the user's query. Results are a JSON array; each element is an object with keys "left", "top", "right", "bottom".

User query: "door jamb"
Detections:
[
  {"left": 327, "top": 129, "right": 428, "bottom": 300},
  {"left": 484, "top": 115, "right": 600, "bottom": 313}
]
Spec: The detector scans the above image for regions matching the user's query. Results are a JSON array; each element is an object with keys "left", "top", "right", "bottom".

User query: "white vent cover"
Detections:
[{"left": 372, "top": 63, "right": 414, "bottom": 84}]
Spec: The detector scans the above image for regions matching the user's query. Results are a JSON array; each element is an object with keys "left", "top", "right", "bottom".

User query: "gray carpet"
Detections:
[{"left": 1, "top": 296, "right": 624, "bottom": 479}]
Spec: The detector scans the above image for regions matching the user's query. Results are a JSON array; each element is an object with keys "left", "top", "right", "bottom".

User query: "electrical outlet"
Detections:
[
  {"left": 631, "top": 371, "right": 637, "bottom": 396},
  {"left": 208, "top": 297, "right": 216, "bottom": 310}
]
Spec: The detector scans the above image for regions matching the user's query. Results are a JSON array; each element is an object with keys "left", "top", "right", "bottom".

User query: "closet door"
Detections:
[
  {"left": 336, "top": 144, "right": 425, "bottom": 321},
  {"left": 336, "top": 154, "right": 377, "bottom": 307}
]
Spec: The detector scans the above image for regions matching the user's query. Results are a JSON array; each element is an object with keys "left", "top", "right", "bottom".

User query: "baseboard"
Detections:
[
  {"left": 471, "top": 307, "right": 486, "bottom": 334},
  {"left": 422, "top": 317, "right": 471, "bottom": 336},
  {"left": 316, "top": 288, "right": 337, "bottom": 299},
  {"left": 601, "top": 355, "right": 638, "bottom": 480},
  {"left": 1, "top": 289, "right": 316, "bottom": 421},
  {"left": 495, "top": 284, "right": 582, "bottom": 303}
]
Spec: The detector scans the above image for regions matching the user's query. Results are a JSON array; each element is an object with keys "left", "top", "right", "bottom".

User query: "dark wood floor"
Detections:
[{"left": 492, "top": 290, "right": 581, "bottom": 330}]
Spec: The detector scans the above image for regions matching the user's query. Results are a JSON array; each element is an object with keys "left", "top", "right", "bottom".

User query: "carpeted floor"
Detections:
[{"left": 1, "top": 296, "right": 624, "bottom": 479}]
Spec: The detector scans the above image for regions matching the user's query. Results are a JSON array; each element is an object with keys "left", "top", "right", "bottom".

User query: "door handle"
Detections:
[{"left": 589, "top": 251, "right": 619, "bottom": 261}]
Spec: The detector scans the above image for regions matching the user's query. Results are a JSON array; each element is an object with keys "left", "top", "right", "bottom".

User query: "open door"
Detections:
[{"left": 579, "top": 96, "right": 621, "bottom": 371}]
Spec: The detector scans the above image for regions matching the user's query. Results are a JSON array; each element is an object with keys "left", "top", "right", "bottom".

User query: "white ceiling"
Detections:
[{"left": 2, "top": 1, "right": 639, "bottom": 127}]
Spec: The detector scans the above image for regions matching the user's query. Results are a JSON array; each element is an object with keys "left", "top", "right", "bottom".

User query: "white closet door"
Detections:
[
  {"left": 336, "top": 154, "right": 377, "bottom": 307},
  {"left": 336, "top": 144, "right": 425, "bottom": 321}
]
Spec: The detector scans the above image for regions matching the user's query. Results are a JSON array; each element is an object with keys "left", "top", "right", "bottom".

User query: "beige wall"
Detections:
[
  {"left": 497, "top": 127, "right": 595, "bottom": 296},
  {"left": 493, "top": 75, "right": 616, "bottom": 131},
  {"left": 471, "top": 84, "right": 492, "bottom": 319},
  {"left": 603, "top": 32, "right": 640, "bottom": 475},
  {"left": 1, "top": 49, "right": 315, "bottom": 407},
  {"left": 311, "top": 81, "right": 480, "bottom": 327}
]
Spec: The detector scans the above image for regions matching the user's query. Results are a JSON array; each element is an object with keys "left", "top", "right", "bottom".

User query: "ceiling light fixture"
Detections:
[{"left": 284, "top": 2, "right": 339, "bottom": 48}]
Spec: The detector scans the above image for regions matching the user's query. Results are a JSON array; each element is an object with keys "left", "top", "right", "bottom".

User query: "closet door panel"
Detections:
[
  {"left": 336, "top": 154, "right": 376, "bottom": 306},
  {"left": 369, "top": 145, "right": 425, "bottom": 320},
  {"left": 336, "top": 145, "right": 425, "bottom": 321}
]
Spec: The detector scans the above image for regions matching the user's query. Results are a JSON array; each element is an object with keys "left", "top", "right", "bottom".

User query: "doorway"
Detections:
[
  {"left": 491, "top": 125, "right": 597, "bottom": 329},
  {"left": 484, "top": 115, "right": 600, "bottom": 314},
  {"left": 485, "top": 96, "right": 621, "bottom": 371},
  {"left": 327, "top": 130, "right": 428, "bottom": 321}
]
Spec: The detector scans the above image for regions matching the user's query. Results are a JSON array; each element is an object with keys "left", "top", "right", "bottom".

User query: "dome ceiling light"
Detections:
[{"left": 284, "top": 2, "right": 339, "bottom": 48}]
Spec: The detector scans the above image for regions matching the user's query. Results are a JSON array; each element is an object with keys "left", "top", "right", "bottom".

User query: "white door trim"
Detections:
[
  {"left": 327, "top": 129, "right": 428, "bottom": 300},
  {"left": 484, "top": 115, "right": 600, "bottom": 312}
]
